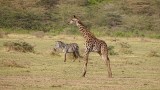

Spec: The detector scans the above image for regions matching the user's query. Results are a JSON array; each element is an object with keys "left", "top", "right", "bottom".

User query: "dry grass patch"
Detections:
[
  {"left": 50, "top": 49, "right": 61, "bottom": 57},
  {"left": 119, "top": 42, "right": 133, "bottom": 54},
  {"left": 147, "top": 50, "right": 160, "bottom": 57},
  {"left": 0, "top": 31, "right": 9, "bottom": 38},
  {"left": 32, "top": 31, "right": 45, "bottom": 38},
  {"left": 1, "top": 59, "right": 25, "bottom": 68}
]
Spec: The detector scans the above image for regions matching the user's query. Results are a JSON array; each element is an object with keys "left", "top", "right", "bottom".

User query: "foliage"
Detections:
[
  {"left": 108, "top": 45, "right": 118, "bottom": 55},
  {"left": 0, "top": 0, "right": 160, "bottom": 38},
  {"left": 3, "top": 40, "right": 34, "bottom": 53}
]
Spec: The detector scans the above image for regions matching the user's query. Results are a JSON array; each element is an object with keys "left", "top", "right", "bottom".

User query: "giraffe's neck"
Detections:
[{"left": 75, "top": 20, "right": 96, "bottom": 40}]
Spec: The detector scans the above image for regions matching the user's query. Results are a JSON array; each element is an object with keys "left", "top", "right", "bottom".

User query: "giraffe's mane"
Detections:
[{"left": 77, "top": 20, "right": 86, "bottom": 27}]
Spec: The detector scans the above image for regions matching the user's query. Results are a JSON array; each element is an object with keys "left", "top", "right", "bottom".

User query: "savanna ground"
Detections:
[{"left": 0, "top": 34, "right": 160, "bottom": 90}]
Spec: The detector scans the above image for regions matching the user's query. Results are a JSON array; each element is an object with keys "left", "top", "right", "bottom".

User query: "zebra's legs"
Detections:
[
  {"left": 75, "top": 51, "right": 81, "bottom": 62},
  {"left": 64, "top": 52, "right": 67, "bottom": 62},
  {"left": 73, "top": 52, "right": 77, "bottom": 62}
]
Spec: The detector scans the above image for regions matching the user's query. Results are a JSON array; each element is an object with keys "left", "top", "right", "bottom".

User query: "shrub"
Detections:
[
  {"left": 108, "top": 45, "right": 118, "bottom": 55},
  {"left": 3, "top": 40, "right": 34, "bottom": 53}
]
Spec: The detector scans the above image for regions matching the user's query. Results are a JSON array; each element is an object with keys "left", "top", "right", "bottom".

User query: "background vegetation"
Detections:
[{"left": 0, "top": 0, "right": 160, "bottom": 38}]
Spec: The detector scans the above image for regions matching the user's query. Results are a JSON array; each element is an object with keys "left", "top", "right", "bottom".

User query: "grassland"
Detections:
[{"left": 0, "top": 34, "right": 160, "bottom": 90}]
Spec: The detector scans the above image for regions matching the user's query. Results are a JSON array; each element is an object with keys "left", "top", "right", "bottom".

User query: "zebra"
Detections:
[{"left": 54, "top": 41, "right": 82, "bottom": 62}]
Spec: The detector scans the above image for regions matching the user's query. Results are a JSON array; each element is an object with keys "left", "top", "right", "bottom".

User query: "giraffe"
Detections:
[{"left": 69, "top": 15, "right": 112, "bottom": 78}]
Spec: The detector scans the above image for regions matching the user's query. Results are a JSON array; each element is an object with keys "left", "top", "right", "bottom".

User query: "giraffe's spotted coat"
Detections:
[{"left": 69, "top": 15, "right": 112, "bottom": 78}]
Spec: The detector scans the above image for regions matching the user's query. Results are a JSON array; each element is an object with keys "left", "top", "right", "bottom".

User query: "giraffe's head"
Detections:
[{"left": 69, "top": 15, "right": 79, "bottom": 25}]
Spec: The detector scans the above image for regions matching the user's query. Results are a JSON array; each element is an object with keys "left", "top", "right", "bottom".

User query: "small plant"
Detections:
[
  {"left": 3, "top": 40, "right": 34, "bottom": 53},
  {"left": 119, "top": 42, "right": 131, "bottom": 48},
  {"left": 108, "top": 45, "right": 118, "bottom": 55},
  {"left": 119, "top": 42, "right": 133, "bottom": 54}
]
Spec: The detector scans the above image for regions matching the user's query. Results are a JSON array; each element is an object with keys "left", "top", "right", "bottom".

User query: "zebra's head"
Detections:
[
  {"left": 53, "top": 41, "right": 66, "bottom": 51},
  {"left": 54, "top": 41, "right": 66, "bottom": 51}
]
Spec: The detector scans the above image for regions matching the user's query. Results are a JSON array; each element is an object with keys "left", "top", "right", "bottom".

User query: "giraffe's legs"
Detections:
[
  {"left": 101, "top": 54, "right": 112, "bottom": 78},
  {"left": 107, "top": 56, "right": 112, "bottom": 78},
  {"left": 82, "top": 51, "right": 89, "bottom": 77},
  {"left": 97, "top": 51, "right": 102, "bottom": 56}
]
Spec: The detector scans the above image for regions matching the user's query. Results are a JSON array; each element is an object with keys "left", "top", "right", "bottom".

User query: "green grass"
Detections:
[{"left": 0, "top": 34, "right": 160, "bottom": 90}]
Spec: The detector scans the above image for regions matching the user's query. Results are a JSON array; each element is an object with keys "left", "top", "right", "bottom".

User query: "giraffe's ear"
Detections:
[{"left": 73, "top": 15, "right": 77, "bottom": 18}]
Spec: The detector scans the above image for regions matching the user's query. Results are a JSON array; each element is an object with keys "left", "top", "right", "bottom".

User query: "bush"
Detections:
[
  {"left": 108, "top": 45, "right": 118, "bottom": 55},
  {"left": 0, "top": 0, "right": 54, "bottom": 32},
  {"left": 3, "top": 40, "right": 34, "bottom": 53},
  {"left": 0, "top": 0, "right": 160, "bottom": 39}
]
